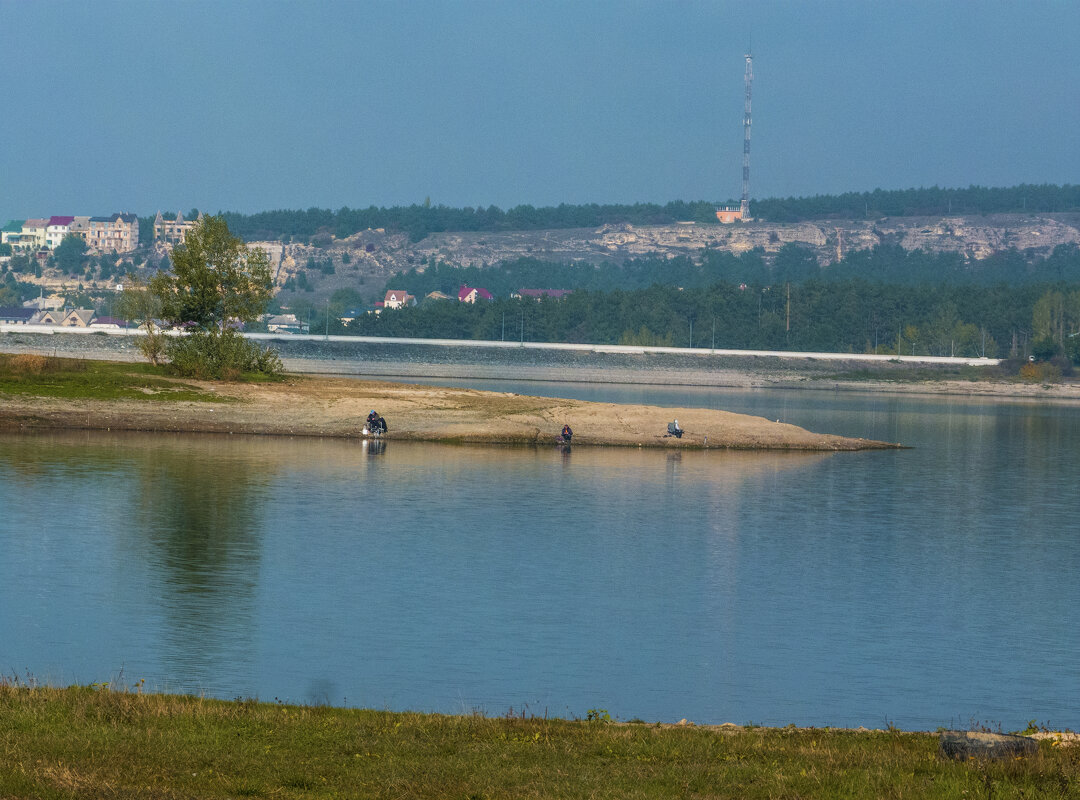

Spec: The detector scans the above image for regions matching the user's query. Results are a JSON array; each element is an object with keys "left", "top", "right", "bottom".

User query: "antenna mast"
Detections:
[{"left": 740, "top": 51, "right": 753, "bottom": 219}]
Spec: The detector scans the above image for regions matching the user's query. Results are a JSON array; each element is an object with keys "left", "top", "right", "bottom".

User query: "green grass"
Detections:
[
  {"left": 1, "top": 686, "right": 1077, "bottom": 799},
  {"left": 0, "top": 354, "right": 234, "bottom": 402}
]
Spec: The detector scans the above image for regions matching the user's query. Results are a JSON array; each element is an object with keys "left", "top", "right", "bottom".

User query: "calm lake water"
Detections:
[{"left": 2, "top": 382, "right": 1078, "bottom": 731}]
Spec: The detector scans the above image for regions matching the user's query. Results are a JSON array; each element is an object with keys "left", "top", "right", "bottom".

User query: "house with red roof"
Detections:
[
  {"left": 383, "top": 290, "right": 415, "bottom": 309},
  {"left": 458, "top": 286, "right": 493, "bottom": 303},
  {"left": 45, "top": 216, "right": 76, "bottom": 249}
]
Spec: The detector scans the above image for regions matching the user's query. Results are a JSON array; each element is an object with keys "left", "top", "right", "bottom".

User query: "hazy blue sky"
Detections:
[{"left": 2, "top": 1, "right": 1078, "bottom": 223}]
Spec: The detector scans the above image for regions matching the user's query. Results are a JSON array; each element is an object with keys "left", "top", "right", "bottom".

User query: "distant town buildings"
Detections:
[
  {"left": 264, "top": 313, "right": 309, "bottom": 334},
  {"left": 1, "top": 210, "right": 207, "bottom": 254},
  {"left": 87, "top": 214, "right": 140, "bottom": 252},
  {"left": 383, "top": 290, "right": 416, "bottom": 309},
  {"left": 715, "top": 204, "right": 744, "bottom": 224},
  {"left": 0, "top": 307, "right": 36, "bottom": 324},
  {"left": 22, "top": 295, "right": 65, "bottom": 311},
  {"left": 0, "top": 306, "right": 117, "bottom": 327},
  {"left": 457, "top": 286, "right": 493, "bottom": 303},
  {"left": 1, "top": 212, "right": 139, "bottom": 253},
  {"left": 153, "top": 210, "right": 202, "bottom": 246},
  {"left": 45, "top": 216, "right": 75, "bottom": 249},
  {"left": 2, "top": 218, "right": 47, "bottom": 251}
]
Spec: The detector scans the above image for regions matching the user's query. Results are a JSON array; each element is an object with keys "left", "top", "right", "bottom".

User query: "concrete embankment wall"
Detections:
[{"left": 0, "top": 326, "right": 999, "bottom": 387}]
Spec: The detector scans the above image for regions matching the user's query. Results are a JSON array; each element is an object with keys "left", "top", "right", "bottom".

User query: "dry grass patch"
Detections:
[{"left": 6, "top": 353, "right": 67, "bottom": 375}]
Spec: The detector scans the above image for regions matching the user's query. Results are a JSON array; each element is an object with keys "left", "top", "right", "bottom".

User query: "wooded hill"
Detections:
[
  {"left": 280, "top": 245, "right": 1080, "bottom": 361},
  {"left": 206, "top": 184, "right": 1080, "bottom": 243}
]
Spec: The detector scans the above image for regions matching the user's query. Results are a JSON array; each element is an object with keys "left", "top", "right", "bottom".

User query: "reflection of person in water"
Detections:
[{"left": 362, "top": 438, "right": 386, "bottom": 455}]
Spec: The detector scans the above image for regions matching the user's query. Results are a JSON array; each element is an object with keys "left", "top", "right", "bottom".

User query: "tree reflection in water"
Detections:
[{"left": 130, "top": 434, "right": 271, "bottom": 692}]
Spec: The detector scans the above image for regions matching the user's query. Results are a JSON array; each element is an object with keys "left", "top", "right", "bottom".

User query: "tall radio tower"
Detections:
[{"left": 740, "top": 51, "right": 753, "bottom": 219}]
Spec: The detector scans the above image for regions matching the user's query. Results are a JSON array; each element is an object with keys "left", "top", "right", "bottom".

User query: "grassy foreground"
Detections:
[
  {"left": 0, "top": 353, "right": 232, "bottom": 403},
  {"left": 1, "top": 686, "right": 1077, "bottom": 799}
]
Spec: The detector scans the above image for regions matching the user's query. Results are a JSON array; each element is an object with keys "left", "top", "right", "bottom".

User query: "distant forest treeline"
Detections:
[
  {"left": 340, "top": 278, "right": 1079, "bottom": 362},
  {"left": 752, "top": 184, "right": 1080, "bottom": 223},
  {"left": 207, "top": 184, "right": 1080, "bottom": 243}
]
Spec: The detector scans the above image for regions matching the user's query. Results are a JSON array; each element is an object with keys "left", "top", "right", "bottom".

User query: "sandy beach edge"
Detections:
[{"left": 0, "top": 374, "right": 899, "bottom": 451}]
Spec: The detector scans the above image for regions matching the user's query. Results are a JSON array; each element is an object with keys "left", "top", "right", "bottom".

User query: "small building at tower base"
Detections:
[{"left": 715, "top": 204, "right": 744, "bottom": 224}]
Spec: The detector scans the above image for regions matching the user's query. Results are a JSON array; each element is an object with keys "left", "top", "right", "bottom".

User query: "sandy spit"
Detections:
[{"left": 0, "top": 376, "right": 895, "bottom": 451}]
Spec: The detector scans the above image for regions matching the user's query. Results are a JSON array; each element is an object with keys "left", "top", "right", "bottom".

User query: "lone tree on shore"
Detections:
[
  {"left": 150, "top": 216, "right": 281, "bottom": 379},
  {"left": 118, "top": 275, "right": 166, "bottom": 365}
]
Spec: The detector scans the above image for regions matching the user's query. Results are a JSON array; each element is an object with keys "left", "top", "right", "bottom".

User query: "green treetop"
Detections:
[{"left": 152, "top": 215, "right": 273, "bottom": 331}]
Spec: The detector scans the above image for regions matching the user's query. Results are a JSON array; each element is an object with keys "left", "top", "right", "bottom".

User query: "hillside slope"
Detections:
[{"left": 260, "top": 213, "right": 1080, "bottom": 294}]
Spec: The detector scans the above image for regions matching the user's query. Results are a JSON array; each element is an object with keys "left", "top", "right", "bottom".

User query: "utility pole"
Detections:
[
  {"left": 785, "top": 283, "right": 791, "bottom": 333},
  {"left": 740, "top": 51, "right": 753, "bottom": 220},
  {"left": 324, "top": 298, "right": 329, "bottom": 339}
]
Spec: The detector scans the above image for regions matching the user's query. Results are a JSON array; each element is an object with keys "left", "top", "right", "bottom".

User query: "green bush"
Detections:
[
  {"left": 137, "top": 332, "right": 168, "bottom": 366},
  {"left": 166, "top": 330, "right": 283, "bottom": 380},
  {"left": 1031, "top": 336, "right": 1060, "bottom": 361}
]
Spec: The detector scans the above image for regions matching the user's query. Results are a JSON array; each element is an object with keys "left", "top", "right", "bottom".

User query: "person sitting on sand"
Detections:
[
  {"left": 667, "top": 419, "right": 683, "bottom": 439},
  {"left": 365, "top": 410, "right": 387, "bottom": 436},
  {"left": 561, "top": 424, "right": 573, "bottom": 443}
]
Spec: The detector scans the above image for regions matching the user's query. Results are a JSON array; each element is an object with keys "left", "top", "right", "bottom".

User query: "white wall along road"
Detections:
[{"left": 0, "top": 323, "right": 1000, "bottom": 367}]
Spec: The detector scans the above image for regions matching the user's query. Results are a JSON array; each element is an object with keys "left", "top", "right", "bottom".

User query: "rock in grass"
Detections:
[{"left": 939, "top": 731, "right": 1038, "bottom": 760}]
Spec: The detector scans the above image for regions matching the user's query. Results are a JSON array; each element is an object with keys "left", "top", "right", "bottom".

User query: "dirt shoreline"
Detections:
[{"left": 0, "top": 375, "right": 896, "bottom": 451}]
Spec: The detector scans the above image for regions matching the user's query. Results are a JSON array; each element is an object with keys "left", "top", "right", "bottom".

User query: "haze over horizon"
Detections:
[{"left": 2, "top": 0, "right": 1078, "bottom": 225}]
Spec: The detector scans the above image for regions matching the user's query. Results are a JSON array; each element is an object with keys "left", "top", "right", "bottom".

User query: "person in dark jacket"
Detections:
[
  {"left": 366, "top": 410, "right": 387, "bottom": 435},
  {"left": 561, "top": 424, "right": 573, "bottom": 443}
]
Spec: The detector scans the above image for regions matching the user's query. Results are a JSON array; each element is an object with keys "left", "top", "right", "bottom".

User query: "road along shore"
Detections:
[
  {"left": 3, "top": 328, "right": 1080, "bottom": 400},
  {"left": 0, "top": 373, "right": 896, "bottom": 451}
]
